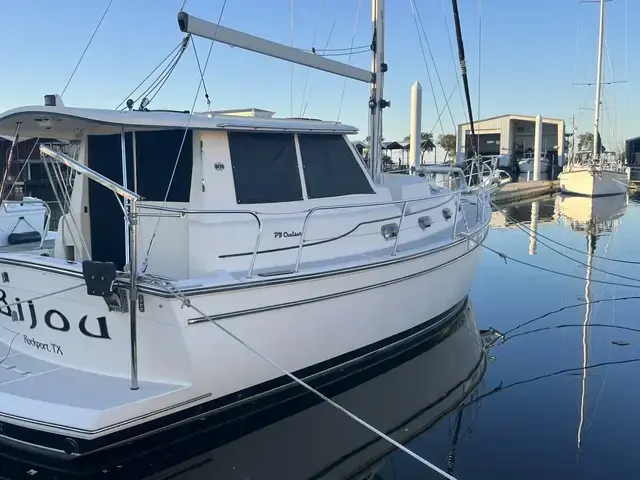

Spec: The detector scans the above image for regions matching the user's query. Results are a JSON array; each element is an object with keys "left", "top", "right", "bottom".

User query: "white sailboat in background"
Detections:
[
  {"left": 0, "top": 0, "right": 491, "bottom": 461},
  {"left": 558, "top": 0, "right": 629, "bottom": 197}
]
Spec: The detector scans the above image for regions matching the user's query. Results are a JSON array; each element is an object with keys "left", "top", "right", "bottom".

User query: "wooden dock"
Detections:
[{"left": 492, "top": 180, "right": 559, "bottom": 205}]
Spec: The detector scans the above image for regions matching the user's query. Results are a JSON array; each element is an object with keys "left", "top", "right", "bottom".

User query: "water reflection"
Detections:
[
  {"left": 554, "top": 194, "right": 629, "bottom": 450},
  {"left": 0, "top": 302, "right": 485, "bottom": 479},
  {"left": 490, "top": 199, "right": 557, "bottom": 229},
  {"left": 166, "top": 301, "right": 485, "bottom": 480},
  {"left": 554, "top": 194, "right": 628, "bottom": 232}
]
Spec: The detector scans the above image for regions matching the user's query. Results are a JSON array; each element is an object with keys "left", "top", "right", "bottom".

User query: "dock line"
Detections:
[
  {"left": 479, "top": 243, "right": 640, "bottom": 290},
  {"left": 149, "top": 277, "right": 460, "bottom": 480}
]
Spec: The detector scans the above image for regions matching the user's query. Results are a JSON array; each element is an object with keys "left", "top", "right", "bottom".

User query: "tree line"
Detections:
[{"left": 364, "top": 132, "right": 458, "bottom": 163}]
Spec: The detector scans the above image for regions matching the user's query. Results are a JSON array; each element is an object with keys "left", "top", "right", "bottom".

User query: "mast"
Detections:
[
  {"left": 368, "top": 0, "right": 389, "bottom": 184},
  {"left": 593, "top": 0, "right": 606, "bottom": 159},
  {"left": 450, "top": 0, "right": 478, "bottom": 182}
]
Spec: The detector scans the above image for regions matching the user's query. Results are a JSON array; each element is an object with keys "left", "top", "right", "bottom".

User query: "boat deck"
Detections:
[
  {"left": 0, "top": 232, "right": 56, "bottom": 254},
  {"left": 0, "top": 340, "right": 187, "bottom": 436}
]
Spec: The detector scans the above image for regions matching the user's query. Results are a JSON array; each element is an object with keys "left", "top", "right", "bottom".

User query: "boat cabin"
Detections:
[{"left": 0, "top": 95, "right": 448, "bottom": 280}]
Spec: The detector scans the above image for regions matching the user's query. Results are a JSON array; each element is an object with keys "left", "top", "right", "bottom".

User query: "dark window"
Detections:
[
  {"left": 298, "top": 134, "right": 373, "bottom": 199},
  {"left": 133, "top": 130, "right": 193, "bottom": 202},
  {"left": 86, "top": 130, "right": 193, "bottom": 270},
  {"left": 228, "top": 132, "right": 303, "bottom": 204}
]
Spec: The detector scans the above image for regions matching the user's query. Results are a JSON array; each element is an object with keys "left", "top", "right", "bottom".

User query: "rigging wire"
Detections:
[
  {"left": 290, "top": 0, "right": 295, "bottom": 118},
  {"left": 141, "top": 40, "right": 191, "bottom": 108},
  {"left": 299, "top": 0, "right": 324, "bottom": 117},
  {"left": 410, "top": 0, "right": 457, "bottom": 132},
  {"left": 429, "top": 83, "right": 460, "bottom": 136},
  {"left": 192, "top": 40, "right": 212, "bottom": 110},
  {"left": 4, "top": 140, "right": 40, "bottom": 200},
  {"left": 301, "top": 21, "right": 336, "bottom": 118},
  {"left": 337, "top": 0, "right": 364, "bottom": 122},
  {"left": 115, "top": 38, "right": 187, "bottom": 110},
  {"left": 408, "top": 0, "right": 445, "bottom": 137},
  {"left": 149, "top": 277, "right": 459, "bottom": 480},
  {"left": 313, "top": 44, "right": 370, "bottom": 53},
  {"left": 141, "top": 0, "right": 228, "bottom": 273},
  {"left": 441, "top": 0, "right": 467, "bottom": 123},
  {"left": 62, "top": 0, "right": 115, "bottom": 97}
]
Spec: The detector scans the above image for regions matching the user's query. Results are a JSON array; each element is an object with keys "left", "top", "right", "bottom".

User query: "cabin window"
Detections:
[
  {"left": 133, "top": 130, "right": 193, "bottom": 202},
  {"left": 228, "top": 132, "right": 303, "bottom": 204},
  {"left": 297, "top": 134, "right": 374, "bottom": 198}
]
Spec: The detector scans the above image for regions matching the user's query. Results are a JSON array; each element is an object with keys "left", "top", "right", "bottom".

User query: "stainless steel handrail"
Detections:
[
  {"left": 138, "top": 205, "right": 264, "bottom": 278},
  {"left": 137, "top": 164, "right": 483, "bottom": 279},
  {"left": 294, "top": 186, "right": 467, "bottom": 272},
  {"left": 138, "top": 181, "right": 473, "bottom": 278},
  {"left": 0, "top": 199, "right": 52, "bottom": 249}
]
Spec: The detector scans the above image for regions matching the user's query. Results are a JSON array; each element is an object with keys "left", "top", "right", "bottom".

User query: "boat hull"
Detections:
[
  {"left": 0, "top": 224, "right": 487, "bottom": 458},
  {"left": 558, "top": 168, "right": 628, "bottom": 197}
]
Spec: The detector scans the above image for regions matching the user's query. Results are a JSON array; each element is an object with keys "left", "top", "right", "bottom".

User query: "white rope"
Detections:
[{"left": 151, "top": 278, "right": 458, "bottom": 480}]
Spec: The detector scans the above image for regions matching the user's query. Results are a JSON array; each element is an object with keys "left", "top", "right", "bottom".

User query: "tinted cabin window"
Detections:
[
  {"left": 298, "top": 134, "right": 374, "bottom": 199},
  {"left": 133, "top": 130, "right": 193, "bottom": 202},
  {"left": 228, "top": 132, "right": 303, "bottom": 204}
]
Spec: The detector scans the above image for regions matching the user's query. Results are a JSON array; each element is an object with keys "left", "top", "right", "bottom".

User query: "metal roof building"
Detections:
[{"left": 456, "top": 114, "right": 566, "bottom": 166}]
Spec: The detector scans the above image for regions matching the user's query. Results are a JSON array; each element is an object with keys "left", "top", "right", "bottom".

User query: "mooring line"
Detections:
[
  {"left": 480, "top": 243, "right": 640, "bottom": 290},
  {"left": 151, "top": 278, "right": 459, "bottom": 480}
]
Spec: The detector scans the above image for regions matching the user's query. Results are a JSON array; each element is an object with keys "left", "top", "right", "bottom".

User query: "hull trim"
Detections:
[
  {"left": 0, "top": 297, "right": 470, "bottom": 458},
  {"left": 188, "top": 230, "right": 484, "bottom": 323},
  {"left": 0, "top": 221, "right": 489, "bottom": 298}
]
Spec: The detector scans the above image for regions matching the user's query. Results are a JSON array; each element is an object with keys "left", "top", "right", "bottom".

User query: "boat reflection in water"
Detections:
[
  {"left": 3, "top": 300, "right": 485, "bottom": 479},
  {"left": 164, "top": 301, "right": 485, "bottom": 480},
  {"left": 554, "top": 193, "right": 628, "bottom": 450}
]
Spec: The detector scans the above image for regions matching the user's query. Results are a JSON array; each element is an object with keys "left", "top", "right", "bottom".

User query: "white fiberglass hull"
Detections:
[
  {"left": 0, "top": 215, "right": 488, "bottom": 456},
  {"left": 558, "top": 168, "right": 628, "bottom": 197}
]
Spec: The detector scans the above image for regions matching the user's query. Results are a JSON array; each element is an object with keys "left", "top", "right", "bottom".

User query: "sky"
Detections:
[{"left": 0, "top": 0, "right": 637, "bottom": 161}]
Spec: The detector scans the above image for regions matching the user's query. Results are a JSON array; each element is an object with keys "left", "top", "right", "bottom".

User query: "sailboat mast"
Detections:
[
  {"left": 368, "top": 0, "right": 388, "bottom": 184},
  {"left": 593, "top": 0, "right": 606, "bottom": 158}
]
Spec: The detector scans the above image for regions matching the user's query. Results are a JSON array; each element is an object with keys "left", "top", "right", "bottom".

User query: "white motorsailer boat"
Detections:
[
  {"left": 0, "top": 135, "right": 52, "bottom": 249},
  {"left": 558, "top": 0, "right": 629, "bottom": 197},
  {"left": 0, "top": 1, "right": 490, "bottom": 459}
]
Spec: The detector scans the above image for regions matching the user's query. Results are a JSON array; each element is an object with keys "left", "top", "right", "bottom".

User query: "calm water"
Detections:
[{"left": 4, "top": 193, "right": 640, "bottom": 480}]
